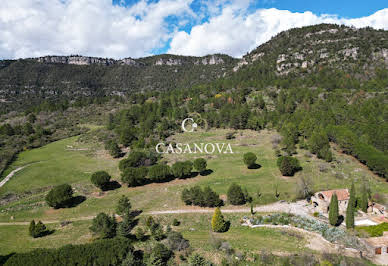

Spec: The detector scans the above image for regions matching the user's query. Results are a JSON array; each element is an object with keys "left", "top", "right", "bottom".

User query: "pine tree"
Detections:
[
  {"left": 211, "top": 207, "right": 228, "bottom": 233},
  {"left": 29, "top": 220, "right": 36, "bottom": 237},
  {"left": 360, "top": 183, "right": 369, "bottom": 213},
  {"left": 329, "top": 193, "right": 339, "bottom": 226},
  {"left": 346, "top": 183, "right": 355, "bottom": 229},
  {"left": 118, "top": 215, "right": 134, "bottom": 238}
]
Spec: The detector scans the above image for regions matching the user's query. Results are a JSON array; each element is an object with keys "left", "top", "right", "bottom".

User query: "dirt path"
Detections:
[
  {"left": 0, "top": 166, "right": 27, "bottom": 188},
  {"left": 149, "top": 201, "right": 311, "bottom": 217},
  {"left": 0, "top": 201, "right": 311, "bottom": 225}
]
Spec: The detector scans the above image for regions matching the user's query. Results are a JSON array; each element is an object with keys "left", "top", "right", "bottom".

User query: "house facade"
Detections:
[
  {"left": 364, "top": 232, "right": 388, "bottom": 264},
  {"left": 311, "top": 189, "right": 350, "bottom": 214}
]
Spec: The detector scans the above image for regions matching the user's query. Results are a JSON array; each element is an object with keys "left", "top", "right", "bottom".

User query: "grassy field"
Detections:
[
  {"left": 0, "top": 128, "right": 387, "bottom": 224},
  {"left": 0, "top": 136, "right": 119, "bottom": 195},
  {"left": 0, "top": 212, "right": 308, "bottom": 257}
]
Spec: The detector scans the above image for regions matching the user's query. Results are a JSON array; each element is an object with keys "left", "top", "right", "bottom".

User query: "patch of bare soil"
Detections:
[{"left": 91, "top": 191, "right": 106, "bottom": 198}]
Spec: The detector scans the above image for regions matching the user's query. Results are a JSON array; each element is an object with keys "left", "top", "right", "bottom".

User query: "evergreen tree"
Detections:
[
  {"left": 243, "top": 152, "right": 257, "bottom": 168},
  {"left": 118, "top": 215, "right": 134, "bottom": 238},
  {"left": 91, "top": 171, "right": 111, "bottom": 190},
  {"left": 29, "top": 220, "right": 36, "bottom": 237},
  {"left": 211, "top": 207, "right": 229, "bottom": 233},
  {"left": 346, "top": 183, "right": 355, "bottom": 229},
  {"left": 116, "top": 196, "right": 132, "bottom": 216},
  {"left": 90, "top": 213, "right": 117, "bottom": 239},
  {"left": 329, "top": 193, "right": 339, "bottom": 226},
  {"left": 45, "top": 184, "right": 74, "bottom": 209},
  {"left": 193, "top": 158, "right": 207, "bottom": 174},
  {"left": 29, "top": 220, "right": 47, "bottom": 238},
  {"left": 227, "top": 183, "right": 246, "bottom": 205},
  {"left": 360, "top": 183, "right": 369, "bottom": 213}
]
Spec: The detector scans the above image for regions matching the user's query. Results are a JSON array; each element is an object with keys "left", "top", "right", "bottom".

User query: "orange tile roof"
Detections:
[{"left": 319, "top": 189, "right": 350, "bottom": 201}]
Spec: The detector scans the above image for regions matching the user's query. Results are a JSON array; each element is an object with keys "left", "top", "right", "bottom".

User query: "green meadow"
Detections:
[{"left": 0, "top": 128, "right": 387, "bottom": 225}]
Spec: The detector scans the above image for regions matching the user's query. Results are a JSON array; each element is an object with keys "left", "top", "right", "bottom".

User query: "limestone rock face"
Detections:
[{"left": 35, "top": 55, "right": 139, "bottom": 66}]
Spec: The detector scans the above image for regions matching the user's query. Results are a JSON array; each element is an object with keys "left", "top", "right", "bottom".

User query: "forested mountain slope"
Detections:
[
  {"left": 0, "top": 54, "right": 236, "bottom": 113},
  {"left": 220, "top": 24, "right": 388, "bottom": 90}
]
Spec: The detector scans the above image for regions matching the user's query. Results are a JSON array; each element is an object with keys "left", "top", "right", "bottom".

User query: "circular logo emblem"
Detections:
[{"left": 181, "top": 113, "right": 208, "bottom": 132}]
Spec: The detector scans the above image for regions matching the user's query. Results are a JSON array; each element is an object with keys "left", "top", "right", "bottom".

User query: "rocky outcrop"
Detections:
[{"left": 35, "top": 55, "right": 139, "bottom": 66}]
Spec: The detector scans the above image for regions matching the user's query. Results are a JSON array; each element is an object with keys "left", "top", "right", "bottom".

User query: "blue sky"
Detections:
[{"left": 1, "top": 0, "right": 387, "bottom": 59}]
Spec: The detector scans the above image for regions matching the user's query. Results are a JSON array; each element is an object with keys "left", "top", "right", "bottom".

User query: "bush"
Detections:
[
  {"left": 105, "top": 140, "right": 121, "bottom": 158},
  {"left": 188, "top": 254, "right": 212, "bottom": 266},
  {"left": 89, "top": 213, "right": 117, "bottom": 239},
  {"left": 90, "top": 171, "right": 111, "bottom": 190},
  {"left": 148, "top": 164, "right": 171, "bottom": 182},
  {"left": 172, "top": 161, "right": 193, "bottom": 179},
  {"left": 121, "top": 167, "right": 148, "bottom": 187},
  {"left": 45, "top": 184, "right": 74, "bottom": 209},
  {"left": 172, "top": 218, "right": 180, "bottom": 226},
  {"left": 243, "top": 152, "right": 257, "bottom": 168},
  {"left": 227, "top": 183, "right": 246, "bottom": 205},
  {"left": 277, "top": 156, "right": 301, "bottom": 176},
  {"left": 29, "top": 220, "right": 47, "bottom": 238},
  {"left": 193, "top": 158, "right": 207, "bottom": 174},
  {"left": 4, "top": 238, "right": 134, "bottom": 266},
  {"left": 166, "top": 231, "right": 190, "bottom": 251},
  {"left": 119, "top": 151, "right": 157, "bottom": 171}
]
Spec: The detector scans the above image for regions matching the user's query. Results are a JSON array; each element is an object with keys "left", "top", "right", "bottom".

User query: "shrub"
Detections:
[
  {"left": 243, "top": 152, "right": 257, "bottom": 168},
  {"left": 119, "top": 151, "right": 157, "bottom": 171},
  {"left": 277, "top": 156, "right": 301, "bottom": 176},
  {"left": 90, "top": 171, "right": 111, "bottom": 190},
  {"left": 189, "top": 253, "right": 212, "bottom": 266},
  {"left": 211, "top": 207, "right": 229, "bottom": 233},
  {"left": 148, "top": 164, "right": 171, "bottom": 182},
  {"left": 172, "top": 218, "right": 180, "bottom": 226},
  {"left": 89, "top": 213, "right": 117, "bottom": 239},
  {"left": 45, "top": 184, "right": 74, "bottom": 209},
  {"left": 227, "top": 183, "right": 246, "bottom": 205},
  {"left": 172, "top": 161, "right": 193, "bottom": 179},
  {"left": 166, "top": 231, "right": 190, "bottom": 251},
  {"left": 121, "top": 167, "right": 148, "bottom": 187},
  {"left": 104, "top": 140, "right": 121, "bottom": 158},
  {"left": 193, "top": 158, "right": 207, "bottom": 174}
]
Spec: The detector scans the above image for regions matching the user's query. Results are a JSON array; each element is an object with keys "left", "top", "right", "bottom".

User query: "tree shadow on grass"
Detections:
[
  {"left": 248, "top": 164, "right": 261, "bottom": 169},
  {"left": 200, "top": 169, "right": 213, "bottom": 176},
  {"left": 102, "top": 181, "right": 121, "bottom": 191},
  {"left": 63, "top": 195, "right": 86, "bottom": 208},
  {"left": 0, "top": 253, "right": 15, "bottom": 265},
  {"left": 39, "top": 229, "right": 55, "bottom": 237}
]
